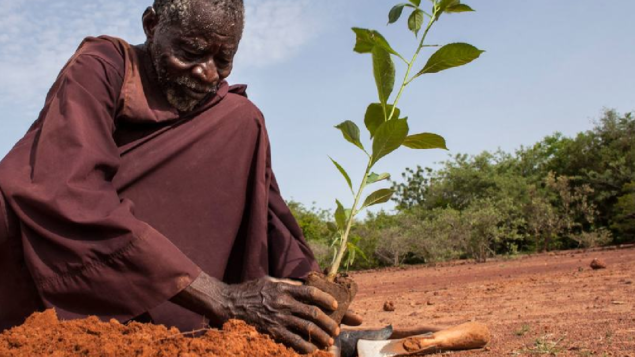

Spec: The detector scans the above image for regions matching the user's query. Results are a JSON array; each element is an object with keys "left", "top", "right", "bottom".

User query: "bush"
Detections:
[
  {"left": 308, "top": 241, "right": 332, "bottom": 271},
  {"left": 374, "top": 225, "right": 415, "bottom": 266},
  {"left": 572, "top": 229, "right": 613, "bottom": 249},
  {"left": 409, "top": 208, "right": 467, "bottom": 263}
]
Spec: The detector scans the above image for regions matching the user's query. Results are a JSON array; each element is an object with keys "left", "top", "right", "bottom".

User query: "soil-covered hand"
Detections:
[
  {"left": 225, "top": 276, "right": 341, "bottom": 353},
  {"left": 171, "top": 273, "right": 340, "bottom": 354}
]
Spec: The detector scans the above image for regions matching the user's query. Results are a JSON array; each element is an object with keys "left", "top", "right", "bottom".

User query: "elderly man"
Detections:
[{"left": 0, "top": 0, "right": 359, "bottom": 353}]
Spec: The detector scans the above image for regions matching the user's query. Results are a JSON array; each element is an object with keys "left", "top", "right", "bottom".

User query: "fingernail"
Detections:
[
  {"left": 335, "top": 327, "right": 340, "bottom": 336},
  {"left": 329, "top": 338, "right": 335, "bottom": 346},
  {"left": 332, "top": 301, "right": 338, "bottom": 309}
]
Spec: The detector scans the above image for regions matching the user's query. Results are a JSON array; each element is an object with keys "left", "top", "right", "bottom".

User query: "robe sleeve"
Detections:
[
  {"left": 267, "top": 172, "right": 321, "bottom": 279},
  {"left": 0, "top": 47, "right": 201, "bottom": 321}
]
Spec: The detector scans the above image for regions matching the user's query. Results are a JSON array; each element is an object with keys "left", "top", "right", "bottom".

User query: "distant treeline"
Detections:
[{"left": 290, "top": 109, "right": 635, "bottom": 270}]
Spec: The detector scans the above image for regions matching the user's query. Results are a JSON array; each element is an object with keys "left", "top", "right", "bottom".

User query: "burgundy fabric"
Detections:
[{"left": 0, "top": 36, "right": 319, "bottom": 332}]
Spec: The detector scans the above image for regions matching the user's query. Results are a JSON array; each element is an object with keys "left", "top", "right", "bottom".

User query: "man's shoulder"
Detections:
[
  {"left": 224, "top": 85, "right": 265, "bottom": 122},
  {"left": 73, "top": 35, "right": 130, "bottom": 72}
]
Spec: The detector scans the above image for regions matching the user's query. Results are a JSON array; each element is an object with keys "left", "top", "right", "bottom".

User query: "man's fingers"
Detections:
[
  {"left": 287, "top": 285, "right": 338, "bottom": 312},
  {"left": 283, "top": 315, "right": 334, "bottom": 349},
  {"left": 270, "top": 327, "right": 318, "bottom": 354},
  {"left": 289, "top": 301, "right": 340, "bottom": 337},
  {"left": 267, "top": 277, "right": 303, "bottom": 286},
  {"left": 341, "top": 310, "right": 363, "bottom": 326}
]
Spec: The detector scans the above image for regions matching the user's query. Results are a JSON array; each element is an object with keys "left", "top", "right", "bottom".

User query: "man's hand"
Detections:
[
  {"left": 171, "top": 273, "right": 340, "bottom": 354},
  {"left": 227, "top": 276, "right": 341, "bottom": 353},
  {"left": 342, "top": 310, "right": 363, "bottom": 326}
]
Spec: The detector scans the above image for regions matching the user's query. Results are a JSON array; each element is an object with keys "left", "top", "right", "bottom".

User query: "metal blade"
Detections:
[
  {"left": 357, "top": 332, "right": 435, "bottom": 357},
  {"left": 357, "top": 338, "right": 409, "bottom": 357},
  {"left": 338, "top": 325, "right": 393, "bottom": 357}
]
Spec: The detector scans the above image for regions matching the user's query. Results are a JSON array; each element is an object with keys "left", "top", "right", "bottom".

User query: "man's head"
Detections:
[{"left": 143, "top": 0, "right": 244, "bottom": 112}]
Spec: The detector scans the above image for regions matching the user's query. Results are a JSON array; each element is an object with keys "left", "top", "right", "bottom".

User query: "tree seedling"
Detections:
[{"left": 326, "top": 0, "right": 484, "bottom": 281}]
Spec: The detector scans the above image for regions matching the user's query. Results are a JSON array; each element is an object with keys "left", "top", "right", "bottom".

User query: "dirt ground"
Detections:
[
  {"left": 0, "top": 310, "right": 331, "bottom": 357},
  {"left": 348, "top": 247, "right": 635, "bottom": 356}
]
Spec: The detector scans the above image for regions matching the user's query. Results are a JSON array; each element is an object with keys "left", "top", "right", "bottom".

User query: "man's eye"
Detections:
[
  {"left": 216, "top": 57, "right": 231, "bottom": 67},
  {"left": 180, "top": 49, "right": 202, "bottom": 60}
]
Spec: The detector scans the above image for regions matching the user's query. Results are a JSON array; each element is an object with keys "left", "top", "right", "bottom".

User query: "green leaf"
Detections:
[
  {"left": 329, "top": 157, "right": 354, "bottom": 194},
  {"left": 414, "top": 43, "right": 484, "bottom": 78},
  {"left": 403, "top": 133, "right": 448, "bottom": 150},
  {"left": 367, "top": 172, "right": 391, "bottom": 184},
  {"left": 446, "top": 3, "right": 474, "bottom": 12},
  {"left": 409, "top": 0, "right": 421, "bottom": 6},
  {"left": 361, "top": 189, "right": 395, "bottom": 210},
  {"left": 371, "top": 118, "right": 409, "bottom": 166},
  {"left": 352, "top": 243, "right": 368, "bottom": 261},
  {"left": 364, "top": 103, "right": 401, "bottom": 138},
  {"left": 372, "top": 47, "right": 396, "bottom": 108},
  {"left": 437, "top": 0, "right": 460, "bottom": 13},
  {"left": 335, "top": 121, "right": 365, "bottom": 152},
  {"left": 352, "top": 28, "right": 398, "bottom": 56},
  {"left": 408, "top": 9, "right": 425, "bottom": 37},
  {"left": 335, "top": 200, "right": 346, "bottom": 231},
  {"left": 327, "top": 222, "right": 338, "bottom": 233},
  {"left": 388, "top": 4, "right": 407, "bottom": 24}
]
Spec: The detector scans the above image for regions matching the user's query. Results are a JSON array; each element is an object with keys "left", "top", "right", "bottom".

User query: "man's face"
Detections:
[{"left": 144, "top": 0, "right": 242, "bottom": 112}]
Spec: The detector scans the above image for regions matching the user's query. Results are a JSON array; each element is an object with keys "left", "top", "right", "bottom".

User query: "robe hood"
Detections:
[{"left": 91, "top": 35, "right": 246, "bottom": 124}]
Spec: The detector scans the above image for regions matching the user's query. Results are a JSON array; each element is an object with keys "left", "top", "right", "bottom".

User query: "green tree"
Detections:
[
  {"left": 612, "top": 182, "right": 635, "bottom": 242},
  {"left": 525, "top": 173, "right": 597, "bottom": 251},
  {"left": 544, "top": 110, "right": 635, "bottom": 231}
]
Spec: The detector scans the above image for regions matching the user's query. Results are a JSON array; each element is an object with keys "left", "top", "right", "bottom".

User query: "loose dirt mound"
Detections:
[{"left": 0, "top": 310, "right": 330, "bottom": 357}]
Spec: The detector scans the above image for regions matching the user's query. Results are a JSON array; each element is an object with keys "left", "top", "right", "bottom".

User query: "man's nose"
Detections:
[{"left": 191, "top": 60, "right": 219, "bottom": 85}]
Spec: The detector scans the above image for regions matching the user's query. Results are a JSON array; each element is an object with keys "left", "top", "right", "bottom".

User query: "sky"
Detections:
[{"left": 1, "top": 0, "right": 634, "bottom": 214}]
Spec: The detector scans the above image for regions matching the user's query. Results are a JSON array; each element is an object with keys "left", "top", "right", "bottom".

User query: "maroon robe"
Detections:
[{"left": 0, "top": 36, "right": 319, "bottom": 332}]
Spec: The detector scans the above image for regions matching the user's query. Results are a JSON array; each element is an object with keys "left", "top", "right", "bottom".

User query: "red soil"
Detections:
[
  {"left": 349, "top": 247, "right": 635, "bottom": 356},
  {"left": 0, "top": 310, "right": 330, "bottom": 357},
  {"left": 2, "top": 247, "right": 633, "bottom": 356}
]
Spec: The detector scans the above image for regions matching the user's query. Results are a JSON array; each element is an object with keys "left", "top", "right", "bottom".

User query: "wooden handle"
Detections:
[
  {"left": 402, "top": 322, "right": 491, "bottom": 353},
  {"left": 389, "top": 325, "right": 445, "bottom": 339}
]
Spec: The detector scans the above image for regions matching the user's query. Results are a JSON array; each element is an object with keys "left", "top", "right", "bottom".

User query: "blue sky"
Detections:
[{"left": 1, "top": 0, "right": 634, "bottom": 214}]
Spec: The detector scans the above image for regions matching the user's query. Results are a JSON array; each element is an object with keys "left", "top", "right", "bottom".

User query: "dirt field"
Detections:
[{"left": 348, "top": 247, "right": 635, "bottom": 356}]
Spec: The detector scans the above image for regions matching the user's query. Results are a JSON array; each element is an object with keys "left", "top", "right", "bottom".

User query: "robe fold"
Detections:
[{"left": 0, "top": 36, "right": 319, "bottom": 332}]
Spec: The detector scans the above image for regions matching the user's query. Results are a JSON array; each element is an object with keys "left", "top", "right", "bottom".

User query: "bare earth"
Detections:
[{"left": 348, "top": 247, "right": 635, "bottom": 356}]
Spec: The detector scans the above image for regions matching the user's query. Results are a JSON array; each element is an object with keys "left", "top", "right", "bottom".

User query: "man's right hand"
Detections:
[{"left": 171, "top": 272, "right": 340, "bottom": 354}]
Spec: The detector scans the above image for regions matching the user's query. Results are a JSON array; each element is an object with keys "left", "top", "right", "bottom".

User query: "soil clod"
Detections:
[
  {"left": 590, "top": 258, "right": 607, "bottom": 270},
  {"left": 305, "top": 272, "right": 358, "bottom": 325},
  {"left": 383, "top": 301, "right": 396, "bottom": 312}
]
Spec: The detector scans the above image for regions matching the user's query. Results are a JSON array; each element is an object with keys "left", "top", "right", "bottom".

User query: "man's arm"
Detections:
[
  {"left": 171, "top": 272, "right": 340, "bottom": 354},
  {"left": 0, "top": 39, "right": 200, "bottom": 322}
]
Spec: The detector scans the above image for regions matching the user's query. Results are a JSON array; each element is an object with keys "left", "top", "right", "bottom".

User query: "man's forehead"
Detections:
[
  {"left": 170, "top": 0, "right": 242, "bottom": 38},
  {"left": 178, "top": 34, "right": 238, "bottom": 52}
]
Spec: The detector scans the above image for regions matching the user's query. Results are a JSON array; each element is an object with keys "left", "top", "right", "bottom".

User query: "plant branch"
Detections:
[
  {"left": 387, "top": 16, "right": 436, "bottom": 121},
  {"left": 327, "top": 160, "right": 373, "bottom": 281},
  {"left": 327, "top": 6, "right": 441, "bottom": 280},
  {"left": 396, "top": 53, "right": 409, "bottom": 65}
]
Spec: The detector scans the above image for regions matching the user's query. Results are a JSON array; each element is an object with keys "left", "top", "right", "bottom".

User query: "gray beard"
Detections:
[
  {"left": 164, "top": 86, "right": 204, "bottom": 113},
  {"left": 150, "top": 51, "right": 217, "bottom": 113}
]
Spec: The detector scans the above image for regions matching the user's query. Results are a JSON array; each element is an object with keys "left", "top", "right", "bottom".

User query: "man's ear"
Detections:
[{"left": 142, "top": 7, "right": 159, "bottom": 40}]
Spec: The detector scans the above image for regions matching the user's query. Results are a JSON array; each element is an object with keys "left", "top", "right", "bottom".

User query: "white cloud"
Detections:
[
  {"left": 236, "top": 0, "right": 327, "bottom": 68},
  {"left": 0, "top": 0, "right": 331, "bottom": 114},
  {"left": 0, "top": 0, "right": 146, "bottom": 113}
]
